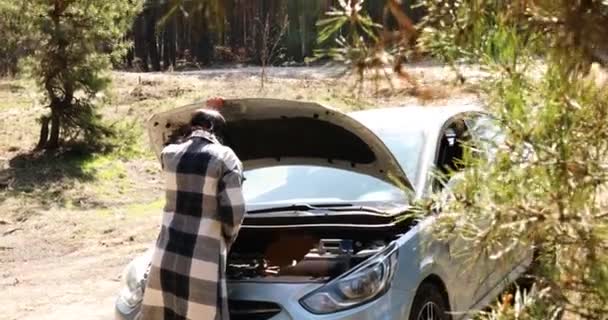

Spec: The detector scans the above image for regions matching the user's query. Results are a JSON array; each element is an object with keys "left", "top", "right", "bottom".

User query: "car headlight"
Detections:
[
  {"left": 300, "top": 245, "right": 398, "bottom": 314},
  {"left": 119, "top": 251, "right": 152, "bottom": 308}
]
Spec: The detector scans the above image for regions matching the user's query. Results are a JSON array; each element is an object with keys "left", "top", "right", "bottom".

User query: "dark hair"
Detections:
[
  {"left": 165, "top": 123, "right": 192, "bottom": 145},
  {"left": 190, "top": 109, "right": 226, "bottom": 134},
  {"left": 164, "top": 109, "right": 227, "bottom": 146}
]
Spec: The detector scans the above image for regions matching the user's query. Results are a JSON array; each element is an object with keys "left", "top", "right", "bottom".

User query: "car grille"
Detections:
[{"left": 229, "top": 300, "right": 282, "bottom": 320}]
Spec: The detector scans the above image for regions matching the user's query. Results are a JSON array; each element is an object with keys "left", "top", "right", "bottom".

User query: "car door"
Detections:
[
  {"left": 433, "top": 115, "right": 498, "bottom": 311},
  {"left": 463, "top": 114, "right": 534, "bottom": 300}
]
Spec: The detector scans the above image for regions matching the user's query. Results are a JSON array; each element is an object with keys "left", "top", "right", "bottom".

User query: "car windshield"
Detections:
[
  {"left": 366, "top": 126, "right": 424, "bottom": 183},
  {"left": 243, "top": 126, "right": 424, "bottom": 205}
]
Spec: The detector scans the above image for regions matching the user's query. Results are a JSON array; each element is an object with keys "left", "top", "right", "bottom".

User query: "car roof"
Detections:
[{"left": 348, "top": 101, "right": 484, "bottom": 132}]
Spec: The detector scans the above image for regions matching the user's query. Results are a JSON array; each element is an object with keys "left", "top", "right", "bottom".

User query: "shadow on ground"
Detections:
[{"left": 0, "top": 147, "right": 97, "bottom": 211}]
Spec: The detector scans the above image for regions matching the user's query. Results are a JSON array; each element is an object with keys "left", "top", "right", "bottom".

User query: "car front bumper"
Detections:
[
  {"left": 115, "top": 297, "right": 141, "bottom": 320},
  {"left": 115, "top": 281, "right": 411, "bottom": 320}
]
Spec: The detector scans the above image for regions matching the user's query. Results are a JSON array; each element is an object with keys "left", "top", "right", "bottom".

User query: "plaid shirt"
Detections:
[{"left": 141, "top": 130, "right": 246, "bottom": 320}]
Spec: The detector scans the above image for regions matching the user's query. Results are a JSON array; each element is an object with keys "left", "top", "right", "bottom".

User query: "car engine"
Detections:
[
  {"left": 227, "top": 237, "right": 389, "bottom": 281},
  {"left": 226, "top": 209, "right": 412, "bottom": 282}
]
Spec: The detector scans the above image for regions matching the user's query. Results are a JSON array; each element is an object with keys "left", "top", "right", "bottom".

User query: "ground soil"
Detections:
[{"left": 0, "top": 63, "right": 481, "bottom": 320}]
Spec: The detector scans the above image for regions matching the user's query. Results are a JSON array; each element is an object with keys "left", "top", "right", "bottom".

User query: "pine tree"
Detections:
[
  {"left": 0, "top": 1, "right": 32, "bottom": 76},
  {"left": 23, "top": 0, "right": 143, "bottom": 150},
  {"left": 417, "top": 0, "right": 608, "bottom": 318}
]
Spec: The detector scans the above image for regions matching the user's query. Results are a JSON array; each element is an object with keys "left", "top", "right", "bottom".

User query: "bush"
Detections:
[{"left": 417, "top": 0, "right": 608, "bottom": 318}]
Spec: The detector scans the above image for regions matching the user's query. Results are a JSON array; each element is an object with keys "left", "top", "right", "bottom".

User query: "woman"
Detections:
[{"left": 141, "top": 98, "right": 246, "bottom": 320}]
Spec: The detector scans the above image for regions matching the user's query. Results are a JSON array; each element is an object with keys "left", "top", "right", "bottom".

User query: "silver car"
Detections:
[{"left": 115, "top": 99, "right": 532, "bottom": 320}]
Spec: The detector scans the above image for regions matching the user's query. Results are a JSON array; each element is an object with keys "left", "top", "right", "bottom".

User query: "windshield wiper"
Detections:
[{"left": 247, "top": 203, "right": 386, "bottom": 214}]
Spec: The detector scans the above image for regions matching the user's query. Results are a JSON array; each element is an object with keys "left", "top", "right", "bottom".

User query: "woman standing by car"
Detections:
[{"left": 140, "top": 98, "right": 246, "bottom": 320}]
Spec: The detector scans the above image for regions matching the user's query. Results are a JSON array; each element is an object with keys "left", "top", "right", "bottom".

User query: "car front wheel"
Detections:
[{"left": 408, "top": 282, "right": 451, "bottom": 320}]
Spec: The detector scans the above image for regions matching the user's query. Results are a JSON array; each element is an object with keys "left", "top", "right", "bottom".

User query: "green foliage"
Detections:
[
  {"left": 0, "top": 1, "right": 34, "bottom": 76},
  {"left": 315, "top": 0, "right": 382, "bottom": 60},
  {"left": 418, "top": 0, "right": 608, "bottom": 318},
  {"left": 312, "top": 0, "right": 608, "bottom": 317},
  {"left": 22, "top": 0, "right": 143, "bottom": 149},
  {"left": 479, "top": 286, "right": 564, "bottom": 320},
  {"left": 418, "top": 0, "right": 608, "bottom": 71},
  {"left": 317, "top": 0, "right": 381, "bottom": 45},
  {"left": 145, "top": 0, "right": 333, "bottom": 66},
  {"left": 437, "top": 64, "right": 608, "bottom": 315},
  {"left": 106, "top": 120, "right": 151, "bottom": 160}
]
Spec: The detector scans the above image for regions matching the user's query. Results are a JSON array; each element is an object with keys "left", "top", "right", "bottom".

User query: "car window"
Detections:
[
  {"left": 351, "top": 118, "right": 425, "bottom": 184},
  {"left": 465, "top": 114, "right": 509, "bottom": 160},
  {"left": 243, "top": 165, "right": 410, "bottom": 204},
  {"left": 436, "top": 118, "right": 469, "bottom": 174}
]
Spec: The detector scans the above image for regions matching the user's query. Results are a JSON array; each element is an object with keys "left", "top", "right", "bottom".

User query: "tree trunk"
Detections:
[
  {"left": 176, "top": 12, "right": 187, "bottom": 62},
  {"left": 192, "top": 5, "right": 213, "bottom": 65},
  {"left": 227, "top": 0, "right": 242, "bottom": 51},
  {"left": 47, "top": 107, "right": 61, "bottom": 149},
  {"left": 287, "top": 0, "right": 303, "bottom": 61},
  {"left": 198, "top": 31, "right": 213, "bottom": 65},
  {"left": 163, "top": 13, "right": 177, "bottom": 70},
  {"left": 126, "top": 47, "right": 134, "bottom": 68},
  {"left": 133, "top": 15, "right": 149, "bottom": 72},
  {"left": 299, "top": 13, "right": 310, "bottom": 59},
  {"left": 125, "top": 33, "right": 134, "bottom": 69},
  {"left": 146, "top": 7, "right": 162, "bottom": 72},
  {"left": 35, "top": 116, "right": 51, "bottom": 150}
]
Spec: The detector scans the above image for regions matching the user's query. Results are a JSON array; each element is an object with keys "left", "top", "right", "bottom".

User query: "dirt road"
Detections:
[{"left": 1, "top": 208, "right": 158, "bottom": 320}]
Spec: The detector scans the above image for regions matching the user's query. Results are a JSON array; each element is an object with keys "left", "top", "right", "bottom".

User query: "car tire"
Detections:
[{"left": 408, "top": 282, "right": 451, "bottom": 320}]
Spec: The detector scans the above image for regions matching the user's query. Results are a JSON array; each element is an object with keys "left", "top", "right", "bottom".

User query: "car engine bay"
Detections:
[
  {"left": 227, "top": 236, "right": 390, "bottom": 282},
  {"left": 225, "top": 208, "right": 413, "bottom": 282}
]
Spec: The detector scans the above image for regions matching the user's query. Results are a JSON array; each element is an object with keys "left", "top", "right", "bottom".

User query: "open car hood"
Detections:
[{"left": 147, "top": 98, "right": 412, "bottom": 190}]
